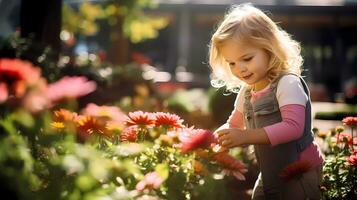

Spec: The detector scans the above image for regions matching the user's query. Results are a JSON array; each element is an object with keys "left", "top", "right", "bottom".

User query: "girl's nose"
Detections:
[{"left": 237, "top": 64, "right": 247, "bottom": 72}]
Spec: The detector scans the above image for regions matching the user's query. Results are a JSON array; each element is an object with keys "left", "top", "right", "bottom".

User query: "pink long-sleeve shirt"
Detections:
[{"left": 227, "top": 76, "right": 324, "bottom": 169}]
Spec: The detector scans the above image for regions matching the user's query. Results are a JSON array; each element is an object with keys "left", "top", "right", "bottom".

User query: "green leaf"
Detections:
[
  {"left": 0, "top": 118, "right": 17, "bottom": 135},
  {"left": 13, "top": 109, "right": 35, "bottom": 128},
  {"left": 76, "top": 174, "right": 96, "bottom": 191},
  {"left": 155, "top": 163, "right": 169, "bottom": 181}
]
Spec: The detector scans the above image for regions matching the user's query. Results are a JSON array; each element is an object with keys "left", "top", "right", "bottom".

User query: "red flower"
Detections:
[
  {"left": 0, "top": 58, "right": 42, "bottom": 102},
  {"left": 154, "top": 112, "right": 184, "bottom": 129},
  {"left": 179, "top": 128, "right": 217, "bottom": 153},
  {"left": 353, "top": 149, "right": 357, "bottom": 155},
  {"left": 131, "top": 52, "right": 151, "bottom": 65},
  {"left": 279, "top": 160, "right": 312, "bottom": 181},
  {"left": 213, "top": 152, "right": 247, "bottom": 180},
  {"left": 125, "top": 111, "right": 155, "bottom": 128},
  {"left": 47, "top": 76, "right": 96, "bottom": 102},
  {"left": 135, "top": 172, "right": 164, "bottom": 192},
  {"left": 346, "top": 155, "right": 357, "bottom": 167},
  {"left": 342, "top": 116, "right": 357, "bottom": 127},
  {"left": 334, "top": 132, "right": 354, "bottom": 146},
  {"left": 120, "top": 126, "right": 139, "bottom": 142}
]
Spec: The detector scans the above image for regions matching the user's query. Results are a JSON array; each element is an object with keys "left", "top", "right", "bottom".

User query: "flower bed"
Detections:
[
  {"left": 1, "top": 58, "right": 356, "bottom": 199},
  {"left": 0, "top": 58, "right": 248, "bottom": 200}
]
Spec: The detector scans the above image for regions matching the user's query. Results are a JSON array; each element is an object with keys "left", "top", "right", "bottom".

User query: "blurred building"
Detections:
[{"left": 133, "top": 0, "right": 357, "bottom": 102}]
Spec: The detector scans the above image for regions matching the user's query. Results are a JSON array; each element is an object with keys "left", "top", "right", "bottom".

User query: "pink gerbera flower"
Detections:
[
  {"left": 135, "top": 172, "right": 164, "bottom": 192},
  {"left": 47, "top": 76, "right": 96, "bottom": 102},
  {"left": 125, "top": 111, "right": 155, "bottom": 128},
  {"left": 178, "top": 128, "right": 217, "bottom": 153},
  {"left": 346, "top": 154, "right": 357, "bottom": 167},
  {"left": 334, "top": 132, "right": 354, "bottom": 146},
  {"left": 213, "top": 152, "right": 247, "bottom": 180},
  {"left": 82, "top": 103, "right": 126, "bottom": 122},
  {"left": 342, "top": 116, "right": 357, "bottom": 127},
  {"left": 279, "top": 160, "right": 312, "bottom": 181},
  {"left": 154, "top": 112, "right": 184, "bottom": 129},
  {"left": 120, "top": 126, "right": 140, "bottom": 142}
]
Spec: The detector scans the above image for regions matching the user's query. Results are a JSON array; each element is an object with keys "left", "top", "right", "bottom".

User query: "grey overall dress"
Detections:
[{"left": 243, "top": 73, "right": 314, "bottom": 200}]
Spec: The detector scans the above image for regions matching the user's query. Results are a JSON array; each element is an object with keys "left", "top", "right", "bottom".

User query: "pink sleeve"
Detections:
[
  {"left": 263, "top": 104, "right": 305, "bottom": 146},
  {"left": 227, "top": 109, "right": 244, "bottom": 129}
]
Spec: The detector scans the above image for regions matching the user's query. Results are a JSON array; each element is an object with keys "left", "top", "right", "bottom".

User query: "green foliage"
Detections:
[
  {"left": 0, "top": 57, "right": 245, "bottom": 199},
  {"left": 0, "top": 133, "right": 41, "bottom": 199},
  {"left": 0, "top": 99, "right": 237, "bottom": 199},
  {"left": 315, "top": 105, "right": 357, "bottom": 120},
  {"left": 63, "top": 0, "right": 168, "bottom": 43},
  {"left": 318, "top": 125, "right": 357, "bottom": 199}
]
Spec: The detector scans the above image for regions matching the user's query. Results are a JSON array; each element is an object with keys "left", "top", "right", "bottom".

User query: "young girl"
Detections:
[{"left": 209, "top": 4, "right": 324, "bottom": 200}]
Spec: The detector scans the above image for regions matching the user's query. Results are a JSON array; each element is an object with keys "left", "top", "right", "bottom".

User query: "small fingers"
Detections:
[
  {"left": 218, "top": 134, "right": 230, "bottom": 144},
  {"left": 221, "top": 139, "right": 233, "bottom": 147},
  {"left": 216, "top": 129, "right": 229, "bottom": 137}
]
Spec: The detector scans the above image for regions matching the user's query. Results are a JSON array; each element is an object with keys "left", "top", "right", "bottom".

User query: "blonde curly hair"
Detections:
[{"left": 209, "top": 3, "right": 303, "bottom": 90}]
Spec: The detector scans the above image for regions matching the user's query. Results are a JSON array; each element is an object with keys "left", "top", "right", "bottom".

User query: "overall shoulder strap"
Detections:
[{"left": 269, "top": 72, "right": 297, "bottom": 93}]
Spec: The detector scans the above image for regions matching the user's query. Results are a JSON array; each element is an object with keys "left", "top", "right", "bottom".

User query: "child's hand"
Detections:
[{"left": 216, "top": 128, "right": 245, "bottom": 149}]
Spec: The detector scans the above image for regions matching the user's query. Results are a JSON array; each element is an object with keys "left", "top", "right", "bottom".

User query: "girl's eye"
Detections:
[
  {"left": 243, "top": 57, "right": 253, "bottom": 62},
  {"left": 229, "top": 62, "right": 235, "bottom": 67}
]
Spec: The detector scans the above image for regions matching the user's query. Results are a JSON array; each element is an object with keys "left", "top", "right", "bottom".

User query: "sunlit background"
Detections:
[{"left": 1, "top": 0, "right": 357, "bottom": 98}]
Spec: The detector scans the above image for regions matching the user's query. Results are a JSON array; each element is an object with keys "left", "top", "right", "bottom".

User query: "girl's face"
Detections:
[{"left": 220, "top": 39, "right": 270, "bottom": 91}]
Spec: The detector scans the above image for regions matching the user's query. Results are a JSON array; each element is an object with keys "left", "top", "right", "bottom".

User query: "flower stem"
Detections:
[{"left": 352, "top": 128, "right": 354, "bottom": 152}]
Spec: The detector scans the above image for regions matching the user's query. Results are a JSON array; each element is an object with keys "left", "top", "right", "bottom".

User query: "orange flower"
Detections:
[
  {"left": 213, "top": 152, "right": 247, "bottom": 180},
  {"left": 342, "top": 116, "right": 357, "bottom": 127},
  {"left": 279, "top": 160, "right": 311, "bottom": 181},
  {"left": 51, "top": 109, "right": 77, "bottom": 130},
  {"left": 76, "top": 115, "right": 109, "bottom": 140},
  {"left": 53, "top": 109, "right": 77, "bottom": 122},
  {"left": 154, "top": 112, "right": 184, "bottom": 129},
  {"left": 120, "top": 126, "right": 139, "bottom": 142},
  {"left": 125, "top": 111, "right": 155, "bottom": 128},
  {"left": 192, "top": 160, "right": 209, "bottom": 176}
]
